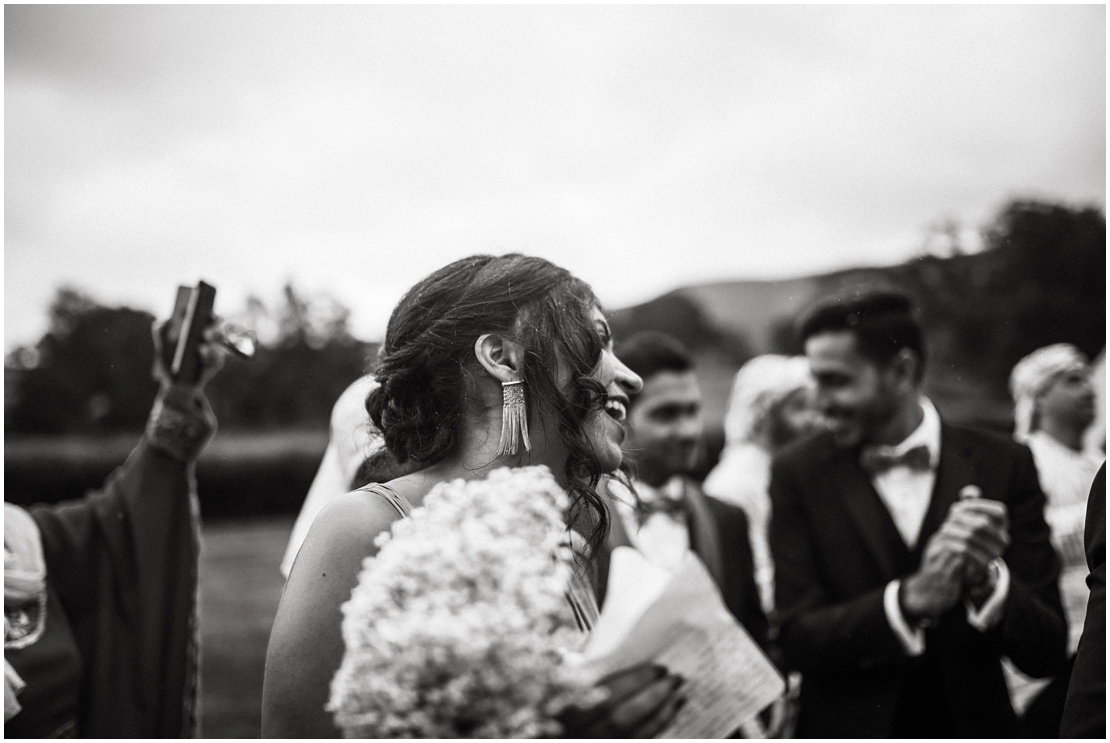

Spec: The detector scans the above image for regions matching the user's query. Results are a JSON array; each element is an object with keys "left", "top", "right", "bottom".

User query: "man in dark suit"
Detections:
[
  {"left": 769, "top": 289, "right": 1067, "bottom": 737},
  {"left": 1059, "top": 463, "right": 1105, "bottom": 738},
  {"left": 609, "top": 332, "right": 769, "bottom": 650}
]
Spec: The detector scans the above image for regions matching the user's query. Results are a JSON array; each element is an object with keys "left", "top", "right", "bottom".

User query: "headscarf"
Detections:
[
  {"left": 1009, "top": 343, "right": 1090, "bottom": 443},
  {"left": 4, "top": 503, "right": 47, "bottom": 721},
  {"left": 722, "top": 355, "right": 814, "bottom": 447}
]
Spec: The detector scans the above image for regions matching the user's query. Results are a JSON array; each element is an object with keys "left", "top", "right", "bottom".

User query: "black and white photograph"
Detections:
[{"left": 5, "top": 4, "right": 1105, "bottom": 738}]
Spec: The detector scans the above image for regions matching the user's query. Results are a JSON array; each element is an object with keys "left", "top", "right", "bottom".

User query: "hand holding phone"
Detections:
[{"left": 157, "top": 280, "right": 257, "bottom": 387}]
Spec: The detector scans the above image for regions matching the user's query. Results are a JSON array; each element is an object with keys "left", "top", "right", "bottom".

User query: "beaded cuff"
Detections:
[{"left": 145, "top": 386, "right": 216, "bottom": 463}]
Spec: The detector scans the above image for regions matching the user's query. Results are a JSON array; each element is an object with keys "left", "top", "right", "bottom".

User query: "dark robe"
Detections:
[{"left": 7, "top": 439, "right": 201, "bottom": 738}]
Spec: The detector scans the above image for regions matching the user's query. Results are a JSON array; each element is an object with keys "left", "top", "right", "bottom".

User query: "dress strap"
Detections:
[
  {"left": 356, "top": 483, "right": 414, "bottom": 518},
  {"left": 566, "top": 566, "right": 601, "bottom": 632}
]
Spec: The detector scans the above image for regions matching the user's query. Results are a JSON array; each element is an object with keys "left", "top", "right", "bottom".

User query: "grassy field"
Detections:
[{"left": 199, "top": 516, "right": 294, "bottom": 738}]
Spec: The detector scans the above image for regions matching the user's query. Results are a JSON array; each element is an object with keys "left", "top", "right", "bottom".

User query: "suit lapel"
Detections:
[
  {"left": 916, "top": 423, "right": 978, "bottom": 552},
  {"left": 833, "top": 450, "right": 911, "bottom": 580},
  {"left": 683, "top": 481, "right": 726, "bottom": 590}
]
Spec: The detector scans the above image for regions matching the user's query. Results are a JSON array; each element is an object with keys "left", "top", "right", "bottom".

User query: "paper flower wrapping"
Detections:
[{"left": 327, "top": 466, "right": 596, "bottom": 738}]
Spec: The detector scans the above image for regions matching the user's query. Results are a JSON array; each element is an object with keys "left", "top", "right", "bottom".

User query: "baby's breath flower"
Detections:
[{"left": 328, "top": 466, "right": 592, "bottom": 738}]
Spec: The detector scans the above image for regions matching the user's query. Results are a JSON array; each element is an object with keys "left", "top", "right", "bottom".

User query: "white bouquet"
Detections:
[{"left": 327, "top": 466, "right": 599, "bottom": 738}]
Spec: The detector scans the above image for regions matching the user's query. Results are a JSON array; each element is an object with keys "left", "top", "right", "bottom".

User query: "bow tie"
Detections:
[
  {"left": 635, "top": 495, "right": 687, "bottom": 525},
  {"left": 860, "top": 444, "right": 932, "bottom": 475}
]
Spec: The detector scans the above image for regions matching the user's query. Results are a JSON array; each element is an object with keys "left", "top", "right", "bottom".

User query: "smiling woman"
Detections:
[{"left": 261, "top": 253, "right": 689, "bottom": 738}]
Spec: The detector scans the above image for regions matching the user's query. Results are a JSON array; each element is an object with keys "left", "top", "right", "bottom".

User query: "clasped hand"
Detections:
[{"left": 901, "top": 499, "right": 1009, "bottom": 622}]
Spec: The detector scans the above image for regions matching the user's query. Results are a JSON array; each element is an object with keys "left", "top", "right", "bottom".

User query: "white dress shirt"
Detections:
[
  {"left": 871, "top": 398, "right": 1010, "bottom": 655},
  {"left": 1000, "top": 432, "right": 1102, "bottom": 712},
  {"left": 1025, "top": 430, "right": 1103, "bottom": 652},
  {"left": 869, "top": 398, "right": 942, "bottom": 549},
  {"left": 608, "top": 476, "right": 690, "bottom": 574}
]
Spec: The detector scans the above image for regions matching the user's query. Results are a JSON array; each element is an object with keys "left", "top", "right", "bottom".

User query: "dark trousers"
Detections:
[{"left": 889, "top": 657, "right": 957, "bottom": 738}]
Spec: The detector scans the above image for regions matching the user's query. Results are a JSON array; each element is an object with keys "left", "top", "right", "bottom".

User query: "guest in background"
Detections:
[
  {"left": 607, "top": 332, "right": 786, "bottom": 737},
  {"left": 4, "top": 321, "right": 225, "bottom": 737},
  {"left": 1059, "top": 463, "right": 1105, "bottom": 738},
  {"left": 608, "top": 332, "right": 768, "bottom": 643},
  {"left": 1083, "top": 350, "right": 1105, "bottom": 454},
  {"left": 280, "top": 374, "right": 381, "bottom": 578},
  {"left": 1007, "top": 343, "right": 1105, "bottom": 734},
  {"left": 702, "top": 354, "right": 823, "bottom": 614},
  {"left": 770, "top": 288, "right": 1066, "bottom": 737}
]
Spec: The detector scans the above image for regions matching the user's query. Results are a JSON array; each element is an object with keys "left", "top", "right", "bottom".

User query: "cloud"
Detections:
[{"left": 5, "top": 5, "right": 1104, "bottom": 348}]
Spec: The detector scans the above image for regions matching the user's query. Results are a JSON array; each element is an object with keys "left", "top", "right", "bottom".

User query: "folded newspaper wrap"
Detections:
[{"left": 581, "top": 547, "right": 785, "bottom": 738}]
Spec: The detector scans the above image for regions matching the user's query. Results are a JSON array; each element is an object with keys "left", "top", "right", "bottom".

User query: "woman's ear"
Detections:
[{"left": 474, "top": 334, "right": 525, "bottom": 384}]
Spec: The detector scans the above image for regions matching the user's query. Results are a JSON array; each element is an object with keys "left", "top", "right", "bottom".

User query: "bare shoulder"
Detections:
[
  {"left": 284, "top": 488, "right": 406, "bottom": 595},
  {"left": 262, "top": 488, "right": 402, "bottom": 738}
]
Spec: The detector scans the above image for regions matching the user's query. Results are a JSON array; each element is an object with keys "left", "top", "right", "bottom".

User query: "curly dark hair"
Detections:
[
  {"left": 366, "top": 253, "right": 612, "bottom": 556},
  {"left": 798, "top": 287, "right": 927, "bottom": 382}
]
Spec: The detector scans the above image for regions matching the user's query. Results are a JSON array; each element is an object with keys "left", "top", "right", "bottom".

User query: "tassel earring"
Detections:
[{"left": 496, "top": 380, "right": 532, "bottom": 456}]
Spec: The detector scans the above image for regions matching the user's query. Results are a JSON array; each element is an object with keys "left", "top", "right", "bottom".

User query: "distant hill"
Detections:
[
  {"left": 677, "top": 275, "right": 821, "bottom": 354},
  {"left": 608, "top": 197, "right": 1106, "bottom": 444}
]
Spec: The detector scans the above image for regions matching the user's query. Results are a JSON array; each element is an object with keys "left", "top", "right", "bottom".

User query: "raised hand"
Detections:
[
  {"left": 151, "top": 319, "right": 227, "bottom": 393},
  {"left": 939, "top": 498, "right": 1009, "bottom": 603},
  {"left": 900, "top": 529, "right": 966, "bottom": 623},
  {"left": 903, "top": 498, "right": 1010, "bottom": 622}
]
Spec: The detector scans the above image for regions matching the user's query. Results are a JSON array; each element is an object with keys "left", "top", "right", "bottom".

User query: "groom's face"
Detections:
[{"left": 805, "top": 330, "right": 899, "bottom": 448}]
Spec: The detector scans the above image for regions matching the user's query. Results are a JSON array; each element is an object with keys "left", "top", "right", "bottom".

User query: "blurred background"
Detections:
[{"left": 5, "top": 5, "right": 1104, "bottom": 737}]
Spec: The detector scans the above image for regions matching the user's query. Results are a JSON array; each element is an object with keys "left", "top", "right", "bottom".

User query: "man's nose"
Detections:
[
  {"left": 814, "top": 389, "right": 836, "bottom": 412},
  {"left": 677, "top": 413, "right": 703, "bottom": 441}
]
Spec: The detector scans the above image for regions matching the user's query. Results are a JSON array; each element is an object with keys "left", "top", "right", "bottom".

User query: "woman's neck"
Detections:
[
  {"left": 387, "top": 455, "right": 503, "bottom": 509},
  {"left": 388, "top": 438, "right": 569, "bottom": 509}
]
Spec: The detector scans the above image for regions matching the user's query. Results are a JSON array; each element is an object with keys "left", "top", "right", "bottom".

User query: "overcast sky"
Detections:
[{"left": 5, "top": 4, "right": 1105, "bottom": 351}]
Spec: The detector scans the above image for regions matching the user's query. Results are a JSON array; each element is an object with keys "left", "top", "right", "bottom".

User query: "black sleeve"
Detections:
[
  {"left": 30, "top": 440, "right": 191, "bottom": 625},
  {"left": 726, "top": 504, "right": 772, "bottom": 655},
  {"left": 1059, "top": 464, "right": 1105, "bottom": 738},
  {"left": 26, "top": 385, "right": 212, "bottom": 738},
  {"left": 993, "top": 443, "right": 1069, "bottom": 678},
  {"left": 769, "top": 456, "right": 907, "bottom": 677}
]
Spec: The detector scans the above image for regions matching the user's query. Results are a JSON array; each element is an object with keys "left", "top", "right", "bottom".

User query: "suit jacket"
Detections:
[
  {"left": 683, "top": 480, "right": 771, "bottom": 654},
  {"left": 598, "top": 477, "right": 770, "bottom": 654},
  {"left": 769, "top": 422, "right": 1067, "bottom": 738},
  {"left": 1059, "top": 463, "right": 1105, "bottom": 738}
]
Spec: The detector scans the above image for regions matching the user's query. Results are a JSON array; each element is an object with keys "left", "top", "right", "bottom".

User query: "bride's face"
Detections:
[{"left": 581, "top": 307, "right": 642, "bottom": 473}]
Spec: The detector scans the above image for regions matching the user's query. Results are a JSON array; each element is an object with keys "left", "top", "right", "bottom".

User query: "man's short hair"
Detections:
[
  {"left": 798, "top": 287, "right": 927, "bottom": 381},
  {"left": 614, "top": 332, "right": 693, "bottom": 401}
]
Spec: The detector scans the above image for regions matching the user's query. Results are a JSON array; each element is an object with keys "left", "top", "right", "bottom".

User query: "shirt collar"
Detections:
[{"left": 868, "top": 397, "right": 941, "bottom": 468}]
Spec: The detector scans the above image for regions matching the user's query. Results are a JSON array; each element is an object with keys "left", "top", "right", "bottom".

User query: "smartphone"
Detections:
[{"left": 163, "top": 281, "right": 217, "bottom": 384}]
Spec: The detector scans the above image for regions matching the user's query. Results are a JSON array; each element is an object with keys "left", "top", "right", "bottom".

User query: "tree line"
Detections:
[
  {"left": 6, "top": 199, "right": 1104, "bottom": 436},
  {"left": 6, "top": 284, "right": 376, "bottom": 434}
]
